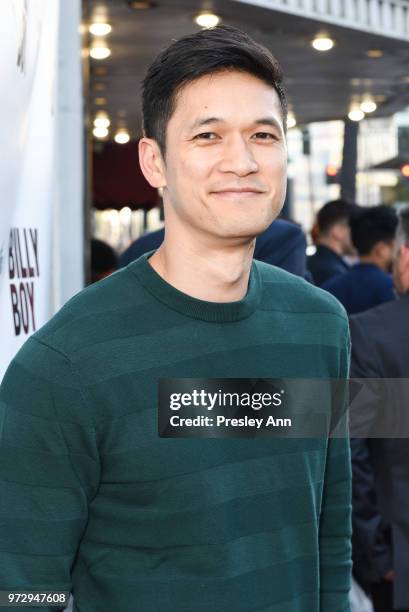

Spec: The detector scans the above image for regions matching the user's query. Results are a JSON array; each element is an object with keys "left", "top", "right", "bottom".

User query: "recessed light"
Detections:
[
  {"left": 94, "top": 113, "right": 110, "bottom": 129},
  {"left": 366, "top": 49, "right": 383, "bottom": 58},
  {"left": 89, "top": 23, "right": 112, "bottom": 36},
  {"left": 194, "top": 12, "right": 221, "bottom": 28},
  {"left": 127, "top": 1, "right": 155, "bottom": 8},
  {"left": 90, "top": 43, "right": 111, "bottom": 60},
  {"left": 94, "top": 66, "right": 108, "bottom": 76},
  {"left": 93, "top": 126, "right": 109, "bottom": 139},
  {"left": 360, "top": 99, "right": 377, "bottom": 113},
  {"left": 114, "top": 129, "right": 131, "bottom": 144},
  {"left": 311, "top": 35, "right": 334, "bottom": 51},
  {"left": 348, "top": 105, "right": 365, "bottom": 121},
  {"left": 94, "top": 97, "right": 107, "bottom": 106}
]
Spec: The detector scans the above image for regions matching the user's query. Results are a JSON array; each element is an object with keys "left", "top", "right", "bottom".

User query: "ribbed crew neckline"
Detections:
[{"left": 127, "top": 250, "right": 262, "bottom": 323}]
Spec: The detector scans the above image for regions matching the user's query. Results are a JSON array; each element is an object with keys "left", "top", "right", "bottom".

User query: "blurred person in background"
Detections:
[
  {"left": 349, "top": 206, "right": 409, "bottom": 612},
  {"left": 307, "top": 199, "right": 359, "bottom": 286},
  {"left": 91, "top": 238, "right": 118, "bottom": 283},
  {"left": 323, "top": 205, "right": 398, "bottom": 314}
]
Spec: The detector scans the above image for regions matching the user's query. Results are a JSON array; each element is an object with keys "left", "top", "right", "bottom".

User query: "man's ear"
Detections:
[
  {"left": 331, "top": 222, "right": 346, "bottom": 242},
  {"left": 401, "top": 243, "right": 409, "bottom": 268},
  {"left": 373, "top": 241, "right": 387, "bottom": 259},
  {"left": 138, "top": 138, "right": 166, "bottom": 188}
]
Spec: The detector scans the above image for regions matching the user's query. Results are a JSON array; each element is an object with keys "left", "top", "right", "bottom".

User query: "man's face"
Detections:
[
  {"left": 160, "top": 71, "right": 287, "bottom": 244},
  {"left": 339, "top": 221, "right": 355, "bottom": 256},
  {"left": 381, "top": 240, "right": 395, "bottom": 273},
  {"left": 393, "top": 242, "right": 409, "bottom": 294}
]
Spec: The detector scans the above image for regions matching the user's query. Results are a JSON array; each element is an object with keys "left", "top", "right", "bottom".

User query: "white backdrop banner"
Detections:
[{"left": 0, "top": 0, "right": 59, "bottom": 380}]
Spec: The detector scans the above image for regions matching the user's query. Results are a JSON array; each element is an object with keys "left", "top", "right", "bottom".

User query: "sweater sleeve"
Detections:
[
  {"left": 0, "top": 336, "right": 100, "bottom": 611},
  {"left": 319, "top": 332, "right": 352, "bottom": 611}
]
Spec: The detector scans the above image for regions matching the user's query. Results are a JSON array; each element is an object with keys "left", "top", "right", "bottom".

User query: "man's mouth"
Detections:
[{"left": 211, "top": 188, "right": 265, "bottom": 197}]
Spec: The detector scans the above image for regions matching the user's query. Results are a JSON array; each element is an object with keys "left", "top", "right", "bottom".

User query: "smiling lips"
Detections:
[{"left": 211, "top": 188, "right": 265, "bottom": 197}]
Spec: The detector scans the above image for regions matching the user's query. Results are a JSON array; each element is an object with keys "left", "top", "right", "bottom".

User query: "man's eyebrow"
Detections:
[
  {"left": 187, "top": 116, "right": 283, "bottom": 132},
  {"left": 254, "top": 117, "right": 283, "bottom": 131},
  {"left": 188, "top": 117, "right": 224, "bottom": 131}
]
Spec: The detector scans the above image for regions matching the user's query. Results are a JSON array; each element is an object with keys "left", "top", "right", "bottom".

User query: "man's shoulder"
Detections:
[
  {"left": 33, "top": 266, "right": 145, "bottom": 356},
  {"left": 350, "top": 295, "right": 400, "bottom": 333},
  {"left": 255, "top": 259, "right": 348, "bottom": 322}
]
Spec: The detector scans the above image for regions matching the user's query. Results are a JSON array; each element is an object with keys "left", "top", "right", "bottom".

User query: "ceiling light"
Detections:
[
  {"left": 348, "top": 105, "right": 365, "bottom": 122},
  {"left": 94, "top": 97, "right": 107, "bottom": 106},
  {"left": 93, "top": 126, "right": 109, "bottom": 139},
  {"left": 94, "top": 66, "right": 108, "bottom": 76},
  {"left": 94, "top": 113, "right": 110, "bottom": 129},
  {"left": 360, "top": 98, "right": 377, "bottom": 113},
  {"left": 311, "top": 35, "right": 334, "bottom": 51},
  {"left": 90, "top": 43, "right": 111, "bottom": 60},
  {"left": 127, "top": 0, "right": 154, "bottom": 8},
  {"left": 89, "top": 23, "right": 112, "bottom": 36},
  {"left": 287, "top": 112, "right": 297, "bottom": 129},
  {"left": 114, "top": 129, "right": 130, "bottom": 144},
  {"left": 194, "top": 12, "right": 221, "bottom": 28},
  {"left": 366, "top": 49, "right": 383, "bottom": 58}
]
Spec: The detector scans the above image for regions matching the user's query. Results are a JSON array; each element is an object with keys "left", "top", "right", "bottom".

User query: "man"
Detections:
[
  {"left": 0, "top": 26, "right": 351, "bottom": 611},
  {"left": 349, "top": 207, "right": 409, "bottom": 611},
  {"left": 307, "top": 199, "right": 359, "bottom": 286},
  {"left": 118, "top": 218, "right": 310, "bottom": 277},
  {"left": 323, "top": 205, "right": 397, "bottom": 314},
  {"left": 91, "top": 238, "right": 117, "bottom": 283}
]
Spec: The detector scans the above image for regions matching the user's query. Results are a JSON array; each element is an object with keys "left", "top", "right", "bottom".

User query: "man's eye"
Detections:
[
  {"left": 193, "top": 132, "right": 218, "bottom": 140},
  {"left": 252, "top": 132, "right": 277, "bottom": 140}
]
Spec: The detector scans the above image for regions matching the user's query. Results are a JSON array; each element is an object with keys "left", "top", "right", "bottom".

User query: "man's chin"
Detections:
[
  {"left": 216, "top": 213, "right": 279, "bottom": 237},
  {"left": 214, "top": 224, "right": 274, "bottom": 243}
]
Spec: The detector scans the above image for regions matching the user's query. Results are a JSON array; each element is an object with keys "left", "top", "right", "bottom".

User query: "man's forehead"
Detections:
[
  {"left": 173, "top": 71, "right": 283, "bottom": 125},
  {"left": 177, "top": 71, "right": 280, "bottom": 99}
]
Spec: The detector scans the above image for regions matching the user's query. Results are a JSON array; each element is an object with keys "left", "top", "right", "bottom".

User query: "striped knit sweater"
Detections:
[{"left": 0, "top": 251, "right": 352, "bottom": 611}]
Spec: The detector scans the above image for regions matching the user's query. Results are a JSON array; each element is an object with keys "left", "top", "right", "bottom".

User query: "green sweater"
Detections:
[{"left": 0, "top": 252, "right": 352, "bottom": 612}]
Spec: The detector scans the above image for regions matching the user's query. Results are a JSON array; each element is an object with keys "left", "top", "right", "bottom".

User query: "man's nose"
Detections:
[{"left": 218, "top": 135, "right": 259, "bottom": 176}]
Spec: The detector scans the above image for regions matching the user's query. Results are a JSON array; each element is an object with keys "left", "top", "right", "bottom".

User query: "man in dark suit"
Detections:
[
  {"left": 307, "top": 199, "right": 359, "bottom": 286},
  {"left": 350, "top": 206, "right": 409, "bottom": 611},
  {"left": 324, "top": 205, "right": 397, "bottom": 314},
  {"left": 118, "top": 218, "right": 310, "bottom": 278}
]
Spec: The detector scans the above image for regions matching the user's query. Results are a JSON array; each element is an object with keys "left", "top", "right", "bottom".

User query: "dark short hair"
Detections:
[
  {"left": 317, "top": 199, "right": 360, "bottom": 235},
  {"left": 350, "top": 205, "right": 398, "bottom": 255},
  {"left": 142, "top": 25, "right": 287, "bottom": 157}
]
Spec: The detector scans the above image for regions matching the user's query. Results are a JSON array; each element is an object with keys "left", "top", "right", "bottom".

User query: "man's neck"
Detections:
[
  {"left": 317, "top": 236, "right": 342, "bottom": 255},
  {"left": 148, "top": 233, "right": 256, "bottom": 303},
  {"left": 359, "top": 255, "right": 384, "bottom": 271}
]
